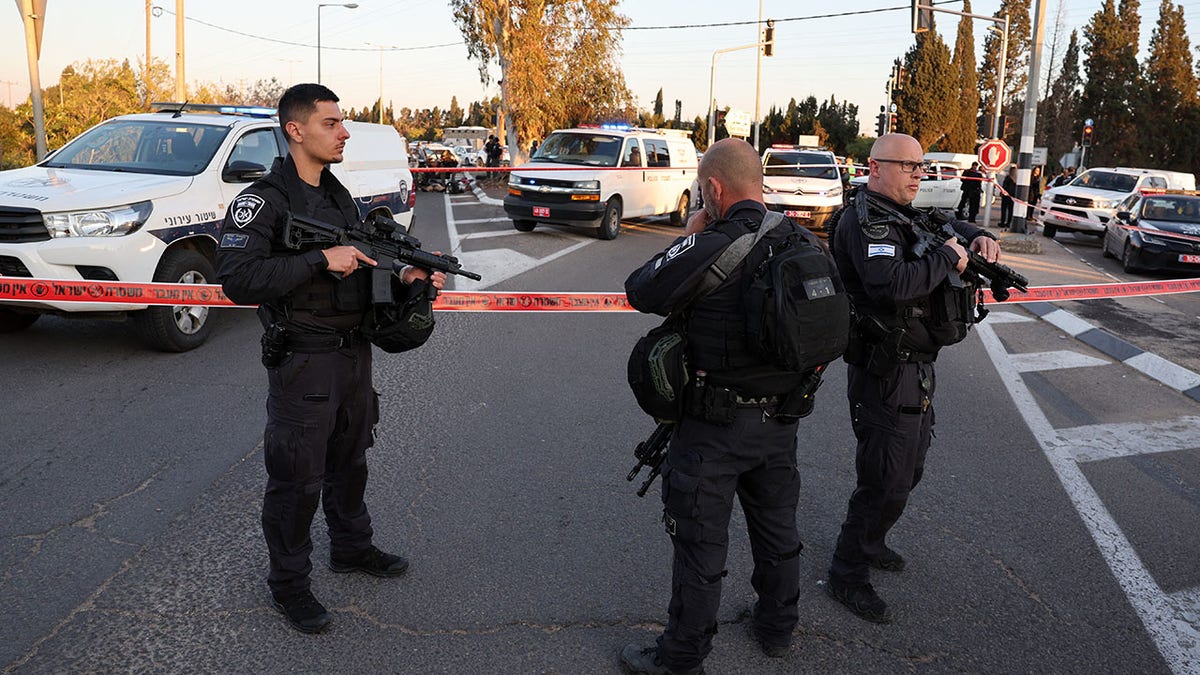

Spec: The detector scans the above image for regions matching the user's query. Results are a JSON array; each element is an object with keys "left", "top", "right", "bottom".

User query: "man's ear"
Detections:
[{"left": 285, "top": 120, "right": 302, "bottom": 144}]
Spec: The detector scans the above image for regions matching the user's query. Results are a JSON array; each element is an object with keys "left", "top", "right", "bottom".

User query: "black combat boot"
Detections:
[
  {"left": 826, "top": 579, "right": 894, "bottom": 624},
  {"left": 272, "top": 589, "right": 333, "bottom": 634},
  {"left": 329, "top": 545, "right": 410, "bottom": 577}
]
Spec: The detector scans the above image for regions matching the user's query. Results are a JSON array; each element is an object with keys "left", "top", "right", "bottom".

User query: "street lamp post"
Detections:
[
  {"left": 365, "top": 42, "right": 398, "bottom": 124},
  {"left": 317, "top": 3, "right": 357, "bottom": 85}
]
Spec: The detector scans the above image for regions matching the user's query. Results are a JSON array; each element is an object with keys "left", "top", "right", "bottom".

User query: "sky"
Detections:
[{"left": 3, "top": 1, "right": 1198, "bottom": 132}]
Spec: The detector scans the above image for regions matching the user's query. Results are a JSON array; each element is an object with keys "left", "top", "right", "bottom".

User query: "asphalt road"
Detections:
[{"left": 0, "top": 190, "right": 1197, "bottom": 673}]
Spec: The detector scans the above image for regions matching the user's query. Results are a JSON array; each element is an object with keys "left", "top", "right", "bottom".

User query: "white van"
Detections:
[
  {"left": 0, "top": 104, "right": 414, "bottom": 350},
  {"left": 503, "top": 125, "right": 698, "bottom": 240},
  {"left": 1037, "top": 166, "right": 1197, "bottom": 238}
]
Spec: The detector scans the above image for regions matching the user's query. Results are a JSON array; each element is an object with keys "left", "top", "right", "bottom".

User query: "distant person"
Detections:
[
  {"left": 1000, "top": 166, "right": 1017, "bottom": 228},
  {"left": 1027, "top": 166, "right": 1043, "bottom": 220},
  {"left": 1053, "top": 166, "right": 1076, "bottom": 188},
  {"left": 529, "top": 139, "right": 539, "bottom": 156},
  {"left": 957, "top": 161, "right": 984, "bottom": 223}
]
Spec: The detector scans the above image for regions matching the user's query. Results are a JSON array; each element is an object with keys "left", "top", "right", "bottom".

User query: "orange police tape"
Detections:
[{"left": 2, "top": 277, "right": 1199, "bottom": 310}]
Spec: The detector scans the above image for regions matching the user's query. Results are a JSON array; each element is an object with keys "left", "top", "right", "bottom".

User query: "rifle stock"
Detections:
[{"left": 627, "top": 423, "right": 674, "bottom": 497}]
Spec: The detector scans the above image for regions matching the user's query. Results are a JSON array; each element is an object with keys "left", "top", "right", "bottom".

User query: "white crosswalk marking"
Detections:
[
  {"left": 1009, "top": 350, "right": 1110, "bottom": 372},
  {"left": 976, "top": 322, "right": 1200, "bottom": 675}
]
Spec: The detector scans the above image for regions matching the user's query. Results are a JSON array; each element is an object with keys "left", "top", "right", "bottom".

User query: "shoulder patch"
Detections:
[
  {"left": 664, "top": 234, "right": 695, "bottom": 261},
  {"left": 231, "top": 194, "right": 265, "bottom": 228},
  {"left": 867, "top": 243, "right": 896, "bottom": 258},
  {"left": 863, "top": 221, "right": 890, "bottom": 239},
  {"left": 220, "top": 232, "right": 249, "bottom": 249}
]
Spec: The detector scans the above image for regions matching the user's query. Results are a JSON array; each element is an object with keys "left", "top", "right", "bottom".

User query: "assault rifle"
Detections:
[
  {"left": 863, "top": 194, "right": 1028, "bottom": 302},
  {"left": 627, "top": 423, "right": 674, "bottom": 497},
  {"left": 283, "top": 212, "right": 481, "bottom": 304}
]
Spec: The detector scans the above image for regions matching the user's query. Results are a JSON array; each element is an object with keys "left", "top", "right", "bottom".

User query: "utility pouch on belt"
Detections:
[
  {"left": 776, "top": 367, "right": 826, "bottom": 422},
  {"left": 683, "top": 372, "right": 737, "bottom": 425},
  {"left": 261, "top": 323, "right": 289, "bottom": 368}
]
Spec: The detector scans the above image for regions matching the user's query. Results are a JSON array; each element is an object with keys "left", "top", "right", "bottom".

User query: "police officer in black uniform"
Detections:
[
  {"left": 826, "top": 133, "right": 1001, "bottom": 623},
  {"left": 620, "top": 139, "right": 830, "bottom": 674},
  {"left": 215, "top": 83, "right": 445, "bottom": 634}
]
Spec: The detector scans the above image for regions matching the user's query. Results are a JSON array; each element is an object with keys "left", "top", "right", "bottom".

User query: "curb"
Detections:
[
  {"left": 1019, "top": 301, "right": 1200, "bottom": 403},
  {"left": 470, "top": 180, "right": 504, "bottom": 207}
]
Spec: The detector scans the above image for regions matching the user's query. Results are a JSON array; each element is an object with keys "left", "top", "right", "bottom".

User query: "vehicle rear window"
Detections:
[
  {"left": 764, "top": 151, "right": 838, "bottom": 179},
  {"left": 43, "top": 120, "right": 230, "bottom": 176}
]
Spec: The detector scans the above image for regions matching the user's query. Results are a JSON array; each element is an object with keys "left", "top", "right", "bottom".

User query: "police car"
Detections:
[
  {"left": 1101, "top": 189, "right": 1200, "bottom": 274},
  {"left": 0, "top": 103, "right": 414, "bottom": 350},
  {"left": 761, "top": 145, "right": 843, "bottom": 235},
  {"left": 504, "top": 124, "right": 698, "bottom": 240}
]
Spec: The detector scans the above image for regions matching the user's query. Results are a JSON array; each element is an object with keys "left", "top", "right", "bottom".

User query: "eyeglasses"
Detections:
[{"left": 873, "top": 158, "right": 924, "bottom": 174}]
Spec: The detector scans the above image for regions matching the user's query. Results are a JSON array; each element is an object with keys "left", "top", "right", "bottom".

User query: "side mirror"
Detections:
[
  {"left": 222, "top": 160, "right": 267, "bottom": 183},
  {"left": 1115, "top": 211, "right": 1131, "bottom": 222}
]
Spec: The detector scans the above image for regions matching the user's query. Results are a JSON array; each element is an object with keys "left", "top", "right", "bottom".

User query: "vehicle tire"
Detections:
[
  {"left": 133, "top": 248, "right": 215, "bottom": 352},
  {"left": 1121, "top": 242, "right": 1141, "bottom": 274},
  {"left": 0, "top": 308, "right": 39, "bottom": 333},
  {"left": 1101, "top": 232, "right": 1114, "bottom": 258},
  {"left": 1041, "top": 221, "right": 1057, "bottom": 238},
  {"left": 669, "top": 191, "right": 689, "bottom": 227},
  {"left": 513, "top": 219, "right": 536, "bottom": 232},
  {"left": 597, "top": 198, "right": 622, "bottom": 240}
]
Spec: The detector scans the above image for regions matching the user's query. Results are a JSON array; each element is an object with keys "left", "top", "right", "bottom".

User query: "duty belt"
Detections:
[
  {"left": 734, "top": 394, "right": 781, "bottom": 407},
  {"left": 285, "top": 330, "right": 362, "bottom": 352}
]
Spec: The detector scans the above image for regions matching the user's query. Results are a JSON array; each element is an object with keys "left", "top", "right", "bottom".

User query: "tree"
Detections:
[
  {"left": 1081, "top": 0, "right": 1142, "bottom": 166},
  {"left": 653, "top": 88, "right": 664, "bottom": 118},
  {"left": 447, "top": 95, "right": 464, "bottom": 127},
  {"left": 1137, "top": 0, "right": 1198, "bottom": 172},
  {"left": 979, "top": 0, "right": 1031, "bottom": 137},
  {"left": 450, "top": 0, "right": 633, "bottom": 164},
  {"left": 895, "top": 17, "right": 956, "bottom": 150},
  {"left": 816, "top": 96, "right": 860, "bottom": 155},
  {"left": 946, "top": 1, "right": 980, "bottom": 152},
  {"left": 1037, "top": 29, "right": 1082, "bottom": 171}
]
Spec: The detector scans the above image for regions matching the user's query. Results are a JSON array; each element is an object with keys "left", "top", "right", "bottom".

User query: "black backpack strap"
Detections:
[{"left": 694, "top": 211, "right": 785, "bottom": 297}]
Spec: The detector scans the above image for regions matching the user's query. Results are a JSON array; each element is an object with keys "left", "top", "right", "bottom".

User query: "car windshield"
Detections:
[
  {"left": 1071, "top": 170, "right": 1138, "bottom": 193},
  {"left": 763, "top": 151, "right": 838, "bottom": 179},
  {"left": 1140, "top": 196, "right": 1200, "bottom": 223},
  {"left": 533, "top": 132, "right": 622, "bottom": 167},
  {"left": 42, "top": 119, "right": 230, "bottom": 176}
]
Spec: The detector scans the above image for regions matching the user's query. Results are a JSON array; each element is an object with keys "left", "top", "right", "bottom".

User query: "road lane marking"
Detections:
[
  {"left": 1010, "top": 350, "right": 1111, "bottom": 372},
  {"left": 976, "top": 321, "right": 1200, "bottom": 675},
  {"left": 1049, "top": 417, "right": 1200, "bottom": 462}
]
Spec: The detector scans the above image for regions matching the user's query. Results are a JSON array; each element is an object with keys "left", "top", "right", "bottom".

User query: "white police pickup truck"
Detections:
[{"left": 0, "top": 103, "right": 414, "bottom": 351}]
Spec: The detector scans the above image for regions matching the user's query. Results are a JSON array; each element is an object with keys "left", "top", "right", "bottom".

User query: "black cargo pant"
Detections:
[
  {"left": 958, "top": 190, "right": 981, "bottom": 221},
  {"left": 830, "top": 361, "right": 935, "bottom": 587},
  {"left": 262, "top": 340, "right": 379, "bottom": 596},
  {"left": 656, "top": 408, "right": 803, "bottom": 671}
]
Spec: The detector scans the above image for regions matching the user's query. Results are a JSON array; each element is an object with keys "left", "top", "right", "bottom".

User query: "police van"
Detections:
[
  {"left": 0, "top": 103, "right": 415, "bottom": 351},
  {"left": 760, "top": 144, "right": 844, "bottom": 235},
  {"left": 503, "top": 125, "right": 699, "bottom": 240}
]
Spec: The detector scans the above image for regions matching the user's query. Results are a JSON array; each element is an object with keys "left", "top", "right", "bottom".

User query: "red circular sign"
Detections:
[{"left": 978, "top": 139, "right": 1011, "bottom": 171}]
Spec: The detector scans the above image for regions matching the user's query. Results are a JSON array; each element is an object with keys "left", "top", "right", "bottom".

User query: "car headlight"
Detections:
[
  {"left": 822, "top": 185, "right": 843, "bottom": 199},
  {"left": 573, "top": 180, "right": 600, "bottom": 190},
  {"left": 1094, "top": 198, "right": 1117, "bottom": 209},
  {"left": 507, "top": 175, "right": 521, "bottom": 187},
  {"left": 762, "top": 185, "right": 777, "bottom": 194},
  {"left": 46, "top": 201, "right": 153, "bottom": 237}
]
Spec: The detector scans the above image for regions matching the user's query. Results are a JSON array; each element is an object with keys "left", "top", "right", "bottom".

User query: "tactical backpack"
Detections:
[
  {"left": 627, "top": 213, "right": 787, "bottom": 422},
  {"left": 743, "top": 231, "right": 850, "bottom": 372}
]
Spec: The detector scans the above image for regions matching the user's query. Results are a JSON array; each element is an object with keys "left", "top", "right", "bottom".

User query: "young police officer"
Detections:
[
  {"left": 621, "top": 138, "right": 831, "bottom": 674},
  {"left": 216, "top": 84, "right": 445, "bottom": 634},
  {"left": 826, "top": 133, "right": 1001, "bottom": 623}
]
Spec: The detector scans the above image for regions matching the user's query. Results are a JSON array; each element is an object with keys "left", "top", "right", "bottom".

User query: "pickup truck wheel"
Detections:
[
  {"left": 669, "top": 192, "right": 689, "bottom": 227},
  {"left": 0, "top": 308, "right": 39, "bottom": 333},
  {"left": 597, "top": 198, "right": 622, "bottom": 240},
  {"left": 134, "top": 248, "right": 215, "bottom": 352},
  {"left": 1041, "top": 221, "right": 1057, "bottom": 238},
  {"left": 513, "top": 219, "right": 536, "bottom": 232}
]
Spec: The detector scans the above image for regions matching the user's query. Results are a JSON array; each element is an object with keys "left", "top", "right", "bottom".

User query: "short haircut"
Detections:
[{"left": 277, "top": 83, "right": 339, "bottom": 139}]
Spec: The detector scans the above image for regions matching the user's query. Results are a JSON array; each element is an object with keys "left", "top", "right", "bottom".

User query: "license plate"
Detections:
[
  {"left": 1180, "top": 254, "right": 1200, "bottom": 264},
  {"left": 532, "top": 206, "right": 550, "bottom": 218},
  {"left": 784, "top": 210, "right": 811, "bottom": 219}
]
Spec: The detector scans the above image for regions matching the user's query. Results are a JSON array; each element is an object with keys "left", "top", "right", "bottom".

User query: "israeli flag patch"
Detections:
[
  {"left": 220, "top": 232, "right": 249, "bottom": 249},
  {"left": 867, "top": 243, "right": 896, "bottom": 258}
]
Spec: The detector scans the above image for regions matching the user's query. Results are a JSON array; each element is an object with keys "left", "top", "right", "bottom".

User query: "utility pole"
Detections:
[
  {"left": 1009, "top": 0, "right": 1047, "bottom": 235},
  {"left": 174, "top": 0, "right": 185, "bottom": 100},
  {"left": 145, "top": 0, "right": 152, "bottom": 106},
  {"left": 1, "top": 81, "right": 17, "bottom": 109},
  {"left": 752, "top": 0, "right": 762, "bottom": 151},
  {"left": 17, "top": 0, "right": 47, "bottom": 159}
]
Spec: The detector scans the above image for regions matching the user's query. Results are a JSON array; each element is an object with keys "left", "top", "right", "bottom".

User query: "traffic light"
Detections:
[
  {"left": 911, "top": 0, "right": 932, "bottom": 33},
  {"left": 762, "top": 19, "right": 775, "bottom": 57},
  {"left": 876, "top": 113, "right": 887, "bottom": 137},
  {"left": 889, "top": 112, "right": 898, "bottom": 133},
  {"left": 1082, "top": 119, "right": 1094, "bottom": 147}
]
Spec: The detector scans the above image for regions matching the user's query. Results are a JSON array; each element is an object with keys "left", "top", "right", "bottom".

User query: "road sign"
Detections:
[
  {"left": 978, "top": 139, "right": 1011, "bottom": 172},
  {"left": 1032, "top": 146, "right": 1048, "bottom": 165},
  {"left": 725, "top": 109, "right": 752, "bottom": 139}
]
